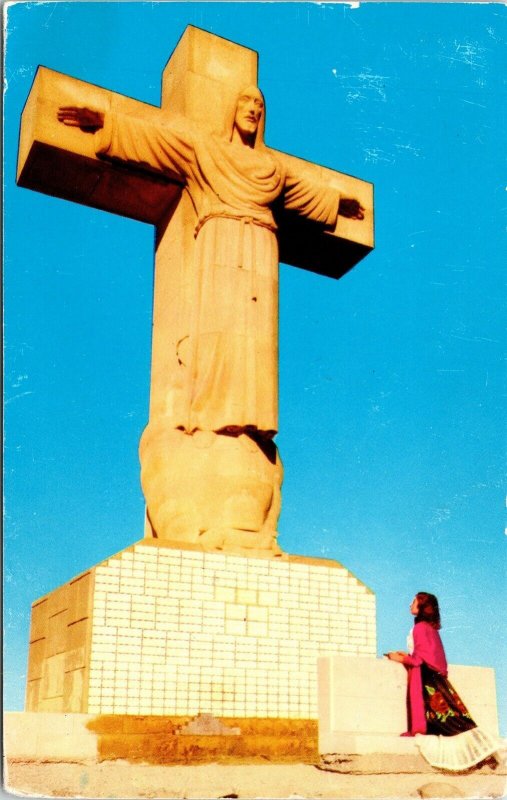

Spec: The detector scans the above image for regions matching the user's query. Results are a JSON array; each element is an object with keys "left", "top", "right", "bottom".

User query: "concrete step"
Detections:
[{"left": 5, "top": 712, "right": 318, "bottom": 764}]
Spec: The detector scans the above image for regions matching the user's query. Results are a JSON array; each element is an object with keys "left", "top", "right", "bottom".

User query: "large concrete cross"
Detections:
[{"left": 18, "top": 26, "right": 374, "bottom": 557}]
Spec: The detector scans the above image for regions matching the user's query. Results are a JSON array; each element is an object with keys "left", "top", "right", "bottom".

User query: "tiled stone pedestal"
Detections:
[{"left": 26, "top": 541, "right": 376, "bottom": 718}]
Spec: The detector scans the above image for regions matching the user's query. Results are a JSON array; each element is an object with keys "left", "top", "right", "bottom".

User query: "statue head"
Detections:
[{"left": 230, "top": 85, "right": 265, "bottom": 148}]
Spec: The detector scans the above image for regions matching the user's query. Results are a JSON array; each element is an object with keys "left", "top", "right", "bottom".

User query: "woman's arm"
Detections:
[{"left": 386, "top": 651, "right": 408, "bottom": 663}]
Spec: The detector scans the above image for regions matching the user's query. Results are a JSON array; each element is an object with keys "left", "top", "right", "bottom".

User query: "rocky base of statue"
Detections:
[{"left": 139, "top": 424, "right": 283, "bottom": 555}]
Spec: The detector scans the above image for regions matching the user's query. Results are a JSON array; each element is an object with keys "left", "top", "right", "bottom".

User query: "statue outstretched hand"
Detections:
[
  {"left": 57, "top": 106, "right": 104, "bottom": 132},
  {"left": 339, "top": 197, "right": 365, "bottom": 220}
]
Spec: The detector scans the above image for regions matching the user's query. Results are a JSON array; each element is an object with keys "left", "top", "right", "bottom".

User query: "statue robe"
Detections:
[{"left": 96, "top": 112, "right": 340, "bottom": 437}]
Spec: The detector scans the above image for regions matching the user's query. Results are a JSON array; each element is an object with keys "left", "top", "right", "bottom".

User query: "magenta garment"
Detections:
[{"left": 402, "top": 621, "right": 448, "bottom": 734}]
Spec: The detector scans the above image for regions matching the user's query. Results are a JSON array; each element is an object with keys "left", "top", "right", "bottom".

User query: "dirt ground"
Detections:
[{"left": 3, "top": 760, "right": 507, "bottom": 800}]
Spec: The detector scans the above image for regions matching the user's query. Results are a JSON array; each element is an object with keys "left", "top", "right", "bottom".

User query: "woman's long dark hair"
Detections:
[{"left": 415, "top": 592, "right": 441, "bottom": 630}]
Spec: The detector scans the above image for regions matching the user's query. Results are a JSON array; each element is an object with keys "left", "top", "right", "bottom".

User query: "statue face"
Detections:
[{"left": 233, "top": 86, "right": 264, "bottom": 140}]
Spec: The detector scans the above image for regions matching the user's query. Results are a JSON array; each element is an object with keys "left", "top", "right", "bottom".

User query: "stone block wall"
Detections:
[
  {"left": 318, "top": 656, "right": 500, "bottom": 755},
  {"left": 26, "top": 571, "right": 94, "bottom": 712},
  {"left": 26, "top": 541, "right": 376, "bottom": 718}
]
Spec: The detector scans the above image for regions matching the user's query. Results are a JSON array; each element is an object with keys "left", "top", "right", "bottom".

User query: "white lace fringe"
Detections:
[{"left": 415, "top": 727, "right": 507, "bottom": 771}]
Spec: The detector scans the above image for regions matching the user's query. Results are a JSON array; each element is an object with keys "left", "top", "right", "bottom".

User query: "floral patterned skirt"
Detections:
[{"left": 421, "top": 664, "right": 477, "bottom": 736}]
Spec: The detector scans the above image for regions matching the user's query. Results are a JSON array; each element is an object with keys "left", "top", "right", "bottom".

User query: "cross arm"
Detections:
[
  {"left": 18, "top": 66, "right": 374, "bottom": 278},
  {"left": 17, "top": 67, "right": 183, "bottom": 226},
  {"left": 274, "top": 150, "right": 374, "bottom": 280}
]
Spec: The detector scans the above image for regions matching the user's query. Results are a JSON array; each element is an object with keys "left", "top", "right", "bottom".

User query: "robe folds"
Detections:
[
  {"left": 402, "top": 621, "right": 448, "bottom": 735},
  {"left": 95, "top": 112, "right": 340, "bottom": 436}
]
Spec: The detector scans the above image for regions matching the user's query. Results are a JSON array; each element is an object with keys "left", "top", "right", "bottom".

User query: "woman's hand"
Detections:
[
  {"left": 57, "top": 106, "right": 104, "bottom": 132},
  {"left": 386, "top": 651, "right": 407, "bottom": 663}
]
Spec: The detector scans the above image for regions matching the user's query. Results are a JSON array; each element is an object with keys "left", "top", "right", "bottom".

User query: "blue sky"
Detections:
[{"left": 4, "top": 3, "right": 506, "bottom": 732}]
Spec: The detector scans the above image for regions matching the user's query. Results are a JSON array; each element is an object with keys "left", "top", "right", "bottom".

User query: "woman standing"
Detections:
[{"left": 387, "top": 592, "right": 504, "bottom": 770}]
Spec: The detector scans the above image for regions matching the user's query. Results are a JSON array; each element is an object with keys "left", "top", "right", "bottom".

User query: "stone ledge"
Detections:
[
  {"left": 4, "top": 712, "right": 98, "bottom": 761},
  {"left": 318, "top": 751, "right": 507, "bottom": 777},
  {"left": 318, "top": 656, "right": 500, "bottom": 757},
  {"left": 5, "top": 713, "right": 318, "bottom": 765}
]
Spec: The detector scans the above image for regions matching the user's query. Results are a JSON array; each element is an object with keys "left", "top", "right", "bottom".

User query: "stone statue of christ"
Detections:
[{"left": 58, "top": 88, "right": 363, "bottom": 445}]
